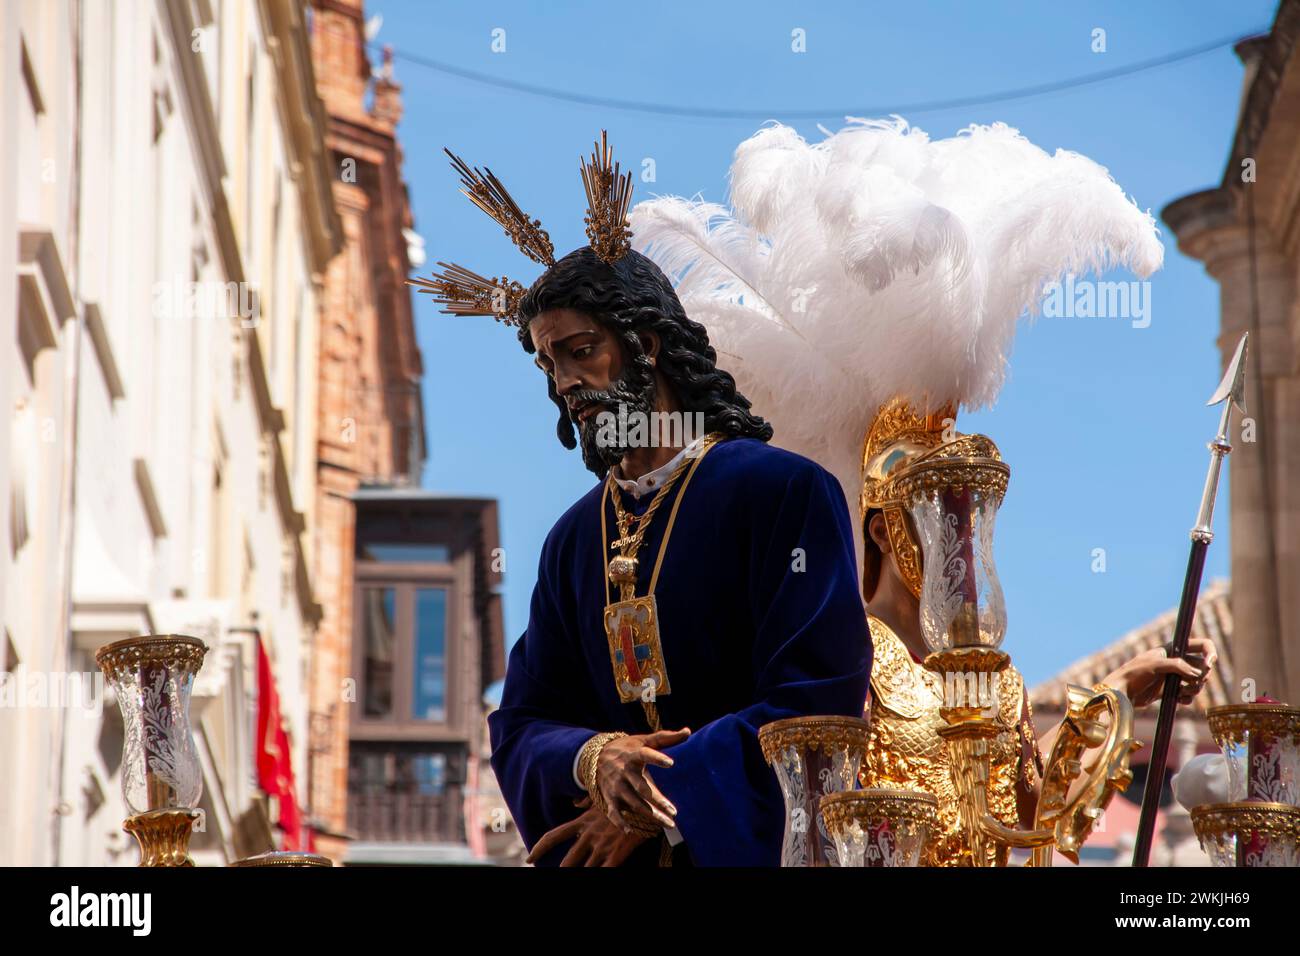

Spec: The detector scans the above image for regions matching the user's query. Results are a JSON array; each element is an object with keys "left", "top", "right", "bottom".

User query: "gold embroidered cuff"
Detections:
[{"left": 577, "top": 733, "right": 664, "bottom": 837}]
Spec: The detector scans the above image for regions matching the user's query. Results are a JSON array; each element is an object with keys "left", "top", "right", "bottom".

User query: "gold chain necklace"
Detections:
[
  {"left": 598, "top": 433, "right": 724, "bottom": 732},
  {"left": 604, "top": 434, "right": 723, "bottom": 600},
  {"left": 607, "top": 453, "right": 693, "bottom": 578}
]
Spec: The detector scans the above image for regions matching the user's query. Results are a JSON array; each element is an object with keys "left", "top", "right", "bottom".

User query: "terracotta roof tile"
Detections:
[{"left": 1030, "top": 579, "right": 1233, "bottom": 713}]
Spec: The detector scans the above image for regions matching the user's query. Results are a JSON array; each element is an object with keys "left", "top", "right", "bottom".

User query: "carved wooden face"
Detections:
[
  {"left": 529, "top": 307, "right": 661, "bottom": 475},
  {"left": 529, "top": 309, "right": 618, "bottom": 399}
]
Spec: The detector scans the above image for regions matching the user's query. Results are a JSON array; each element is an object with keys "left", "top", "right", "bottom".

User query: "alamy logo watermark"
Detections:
[
  {"left": 0, "top": 671, "right": 104, "bottom": 716},
  {"left": 593, "top": 405, "right": 706, "bottom": 451},
  {"left": 1041, "top": 274, "right": 1152, "bottom": 328},
  {"left": 943, "top": 671, "right": 1001, "bottom": 710},
  {"left": 50, "top": 886, "right": 151, "bottom": 936},
  {"left": 152, "top": 276, "right": 260, "bottom": 327}
]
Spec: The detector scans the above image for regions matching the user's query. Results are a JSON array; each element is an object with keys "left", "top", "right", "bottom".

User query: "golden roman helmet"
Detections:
[{"left": 859, "top": 398, "right": 1010, "bottom": 603}]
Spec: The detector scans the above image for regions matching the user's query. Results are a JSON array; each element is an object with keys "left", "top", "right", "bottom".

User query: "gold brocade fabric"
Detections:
[{"left": 860, "top": 616, "right": 1028, "bottom": 866}]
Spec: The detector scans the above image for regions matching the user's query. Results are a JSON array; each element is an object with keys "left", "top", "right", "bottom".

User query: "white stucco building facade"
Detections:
[{"left": 0, "top": 0, "right": 341, "bottom": 865}]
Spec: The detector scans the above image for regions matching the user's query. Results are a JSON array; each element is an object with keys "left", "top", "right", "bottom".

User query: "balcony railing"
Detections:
[{"left": 347, "top": 785, "right": 464, "bottom": 844}]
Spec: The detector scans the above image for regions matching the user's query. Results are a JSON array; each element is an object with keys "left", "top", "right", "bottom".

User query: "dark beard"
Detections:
[{"left": 571, "top": 370, "right": 657, "bottom": 477}]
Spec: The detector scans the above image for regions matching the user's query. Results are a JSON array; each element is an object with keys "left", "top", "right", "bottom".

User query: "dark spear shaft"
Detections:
[
  {"left": 1130, "top": 331, "right": 1247, "bottom": 867},
  {"left": 1130, "top": 539, "right": 1209, "bottom": 867}
]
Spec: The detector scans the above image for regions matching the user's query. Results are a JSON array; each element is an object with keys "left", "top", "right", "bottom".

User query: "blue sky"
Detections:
[{"left": 370, "top": 0, "right": 1275, "bottom": 686}]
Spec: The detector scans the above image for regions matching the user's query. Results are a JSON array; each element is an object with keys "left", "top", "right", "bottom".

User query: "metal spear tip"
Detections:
[{"left": 1206, "top": 332, "right": 1248, "bottom": 413}]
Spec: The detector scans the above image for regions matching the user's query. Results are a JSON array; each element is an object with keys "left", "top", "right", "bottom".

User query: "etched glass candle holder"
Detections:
[
  {"left": 96, "top": 635, "right": 208, "bottom": 866},
  {"left": 758, "top": 716, "right": 871, "bottom": 867},
  {"left": 1193, "top": 704, "right": 1300, "bottom": 867},
  {"left": 820, "top": 788, "right": 938, "bottom": 867},
  {"left": 908, "top": 483, "right": 1007, "bottom": 653},
  {"left": 890, "top": 431, "right": 1009, "bottom": 654},
  {"left": 1206, "top": 703, "right": 1300, "bottom": 804}
]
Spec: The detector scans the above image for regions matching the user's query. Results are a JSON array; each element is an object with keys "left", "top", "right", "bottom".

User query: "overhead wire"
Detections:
[{"left": 367, "top": 27, "right": 1267, "bottom": 120}]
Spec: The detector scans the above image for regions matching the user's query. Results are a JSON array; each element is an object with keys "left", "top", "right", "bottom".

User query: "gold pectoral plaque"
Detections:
[{"left": 603, "top": 595, "right": 671, "bottom": 704}]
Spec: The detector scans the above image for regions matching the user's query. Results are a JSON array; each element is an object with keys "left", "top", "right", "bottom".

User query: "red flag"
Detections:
[{"left": 255, "top": 636, "right": 303, "bottom": 850}]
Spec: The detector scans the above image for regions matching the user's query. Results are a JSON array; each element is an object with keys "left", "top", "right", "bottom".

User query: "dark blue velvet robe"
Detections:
[{"left": 488, "top": 437, "right": 871, "bottom": 866}]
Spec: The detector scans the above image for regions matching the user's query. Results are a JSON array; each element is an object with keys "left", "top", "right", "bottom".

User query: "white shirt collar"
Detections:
[{"left": 612, "top": 435, "right": 707, "bottom": 500}]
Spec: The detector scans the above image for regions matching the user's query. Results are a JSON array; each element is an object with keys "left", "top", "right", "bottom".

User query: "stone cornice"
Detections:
[
  {"left": 1162, "top": 187, "right": 1241, "bottom": 265},
  {"left": 1222, "top": 0, "right": 1300, "bottom": 191},
  {"left": 1163, "top": 186, "right": 1290, "bottom": 275},
  {"left": 1163, "top": 188, "right": 1238, "bottom": 239},
  {"left": 1166, "top": 0, "right": 1300, "bottom": 264}
]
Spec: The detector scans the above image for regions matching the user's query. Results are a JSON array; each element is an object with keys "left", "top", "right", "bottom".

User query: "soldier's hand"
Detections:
[
  {"left": 594, "top": 727, "right": 690, "bottom": 832},
  {"left": 1107, "top": 637, "right": 1218, "bottom": 708}
]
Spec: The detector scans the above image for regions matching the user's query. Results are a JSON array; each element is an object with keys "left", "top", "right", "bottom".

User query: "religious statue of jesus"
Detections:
[{"left": 413, "top": 134, "right": 871, "bottom": 866}]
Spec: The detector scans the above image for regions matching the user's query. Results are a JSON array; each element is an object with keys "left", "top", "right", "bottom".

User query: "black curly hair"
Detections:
[{"left": 517, "top": 246, "right": 773, "bottom": 456}]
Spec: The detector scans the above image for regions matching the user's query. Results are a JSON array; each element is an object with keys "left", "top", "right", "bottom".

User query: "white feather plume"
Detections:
[{"left": 630, "top": 117, "right": 1163, "bottom": 506}]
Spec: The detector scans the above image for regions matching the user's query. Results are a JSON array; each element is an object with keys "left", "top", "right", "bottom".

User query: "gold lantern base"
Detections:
[
  {"left": 230, "top": 851, "right": 333, "bottom": 867},
  {"left": 123, "top": 808, "right": 201, "bottom": 867},
  {"left": 921, "top": 647, "right": 1139, "bottom": 866},
  {"left": 1191, "top": 801, "right": 1300, "bottom": 867}
]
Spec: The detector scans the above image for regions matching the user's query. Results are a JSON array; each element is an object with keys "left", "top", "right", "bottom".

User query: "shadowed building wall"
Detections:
[{"left": 1164, "top": 0, "right": 1300, "bottom": 709}]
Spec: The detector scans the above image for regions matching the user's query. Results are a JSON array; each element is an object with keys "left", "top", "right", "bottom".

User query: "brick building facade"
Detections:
[{"left": 305, "top": 0, "right": 428, "bottom": 862}]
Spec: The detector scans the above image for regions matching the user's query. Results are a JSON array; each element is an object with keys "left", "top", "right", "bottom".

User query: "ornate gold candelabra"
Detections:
[
  {"left": 96, "top": 635, "right": 208, "bottom": 867},
  {"left": 924, "top": 648, "right": 1139, "bottom": 866},
  {"left": 873, "top": 421, "right": 1140, "bottom": 866}
]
